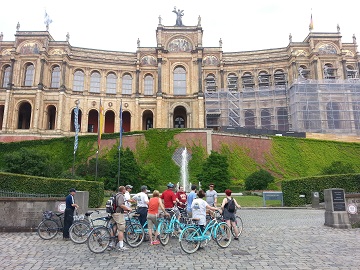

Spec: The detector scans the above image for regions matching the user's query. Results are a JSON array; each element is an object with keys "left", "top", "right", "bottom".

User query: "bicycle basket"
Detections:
[{"left": 43, "top": 211, "right": 53, "bottom": 219}]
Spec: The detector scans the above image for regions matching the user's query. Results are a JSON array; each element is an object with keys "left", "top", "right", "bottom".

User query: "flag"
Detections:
[
  {"left": 119, "top": 100, "right": 123, "bottom": 148},
  {"left": 309, "top": 13, "right": 314, "bottom": 31},
  {"left": 73, "top": 103, "right": 79, "bottom": 154},
  {"left": 97, "top": 100, "right": 104, "bottom": 150}
]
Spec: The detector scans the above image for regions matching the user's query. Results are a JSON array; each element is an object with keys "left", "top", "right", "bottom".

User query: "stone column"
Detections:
[
  {"left": 38, "top": 58, "right": 45, "bottom": 90},
  {"left": 32, "top": 89, "right": 42, "bottom": 131},
  {"left": 56, "top": 91, "right": 64, "bottom": 132},
  {"left": 2, "top": 89, "right": 11, "bottom": 131},
  {"left": 8, "top": 58, "right": 15, "bottom": 90},
  {"left": 220, "top": 69, "right": 224, "bottom": 89},
  {"left": 197, "top": 58, "right": 203, "bottom": 96},
  {"left": 157, "top": 58, "right": 162, "bottom": 96},
  {"left": 61, "top": 61, "right": 67, "bottom": 90},
  {"left": 312, "top": 59, "right": 318, "bottom": 80},
  {"left": 341, "top": 59, "right": 347, "bottom": 79},
  {"left": 135, "top": 69, "right": 140, "bottom": 97}
]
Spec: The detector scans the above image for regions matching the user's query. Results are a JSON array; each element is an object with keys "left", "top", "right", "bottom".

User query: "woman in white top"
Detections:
[{"left": 191, "top": 190, "right": 217, "bottom": 231}]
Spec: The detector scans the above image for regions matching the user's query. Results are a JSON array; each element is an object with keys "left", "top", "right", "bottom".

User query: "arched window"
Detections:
[
  {"left": 227, "top": 73, "right": 238, "bottom": 91},
  {"left": 73, "top": 70, "right": 84, "bottom": 91},
  {"left": 122, "top": 74, "right": 132, "bottom": 95},
  {"left": 242, "top": 72, "right": 254, "bottom": 89},
  {"left": 244, "top": 110, "right": 255, "bottom": 128},
  {"left": 24, "top": 64, "right": 34, "bottom": 86},
  {"left": 144, "top": 75, "right": 154, "bottom": 95},
  {"left": 50, "top": 66, "right": 61, "bottom": 88},
  {"left": 106, "top": 73, "right": 117, "bottom": 94},
  {"left": 258, "top": 71, "right": 270, "bottom": 87},
  {"left": 90, "top": 71, "right": 101, "bottom": 93},
  {"left": 205, "top": 74, "right": 216, "bottom": 91},
  {"left": 173, "top": 66, "right": 186, "bottom": 95},
  {"left": 346, "top": 65, "right": 358, "bottom": 79},
  {"left": 277, "top": 108, "right": 289, "bottom": 131},
  {"left": 2, "top": 66, "right": 11, "bottom": 88},
  {"left": 298, "top": 65, "right": 310, "bottom": 79},
  {"left": 323, "top": 63, "right": 336, "bottom": 79},
  {"left": 261, "top": 109, "right": 272, "bottom": 130},
  {"left": 274, "top": 69, "right": 286, "bottom": 86}
]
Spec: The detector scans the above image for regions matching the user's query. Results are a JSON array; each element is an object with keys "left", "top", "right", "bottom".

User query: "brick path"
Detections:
[{"left": 0, "top": 209, "right": 359, "bottom": 269}]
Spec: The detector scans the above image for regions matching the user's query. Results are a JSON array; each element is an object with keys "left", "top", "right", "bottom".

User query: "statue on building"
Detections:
[
  {"left": 289, "top": 33, "right": 292, "bottom": 43},
  {"left": 173, "top": 7, "right": 184, "bottom": 26},
  {"left": 219, "top": 38, "right": 222, "bottom": 47},
  {"left": 353, "top": 34, "right": 357, "bottom": 44},
  {"left": 66, "top": 32, "right": 70, "bottom": 42},
  {"left": 337, "top": 23, "right": 340, "bottom": 33},
  {"left": 16, "top": 22, "right": 20, "bottom": 31},
  {"left": 198, "top": 15, "right": 201, "bottom": 27},
  {"left": 137, "top": 38, "right": 140, "bottom": 47},
  {"left": 158, "top": 15, "right": 162, "bottom": 25},
  {"left": 0, "top": 32, "right": 3, "bottom": 42}
]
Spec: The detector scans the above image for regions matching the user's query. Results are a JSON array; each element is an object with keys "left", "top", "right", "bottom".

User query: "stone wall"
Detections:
[{"left": 0, "top": 197, "right": 65, "bottom": 232}]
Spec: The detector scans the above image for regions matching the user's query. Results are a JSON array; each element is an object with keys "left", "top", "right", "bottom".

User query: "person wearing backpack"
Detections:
[
  {"left": 112, "top": 186, "right": 132, "bottom": 251},
  {"left": 221, "top": 189, "right": 241, "bottom": 240}
]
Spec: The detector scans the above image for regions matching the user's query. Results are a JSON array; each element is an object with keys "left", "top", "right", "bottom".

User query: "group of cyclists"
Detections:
[{"left": 110, "top": 182, "right": 241, "bottom": 250}]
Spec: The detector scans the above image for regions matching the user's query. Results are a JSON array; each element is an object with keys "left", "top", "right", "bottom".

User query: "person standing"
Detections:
[
  {"left": 186, "top": 185, "right": 197, "bottom": 217},
  {"left": 191, "top": 190, "right": 217, "bottom": 232},
  {"left": 206, "top": 183, "right": 218, "bottom": 207},
  {"left": 112, "top": 186, "right": 132, "bottom": 251},
  {"left": 147, "top": 190, "right": 169, "bottom": 245},
  {"left": 161, "top": 183, "right": 177, "bottom": 210},
  {"left": 124, "top": 184, "right": 135, "bottom": 209},
  {"left": 63, "top": 188, "right": 79, "bottom": 240},
  {"left": 132, "top": 185, "right": 149, "bottom": 228},
  {"left": 221, "top": 189, "right": 241, "bottom": 240},
  {"left": 175, "top": 186, "right": 187, "bottom": 212}
]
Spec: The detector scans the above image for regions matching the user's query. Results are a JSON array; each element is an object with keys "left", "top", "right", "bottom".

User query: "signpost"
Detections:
[{"left": 262, "top": 192, "right": 284, "bottom": 207}]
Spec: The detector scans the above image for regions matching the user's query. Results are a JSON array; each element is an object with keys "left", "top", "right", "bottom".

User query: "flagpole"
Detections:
[
  {"left": 72, "top": 100, "right": 80, "bottom": 176},
  {"left": 95, "top": 99, "right": 102, "bottom": 181},
  {"left": 117, "top": 99, "right": 123, "bottom": 187}
]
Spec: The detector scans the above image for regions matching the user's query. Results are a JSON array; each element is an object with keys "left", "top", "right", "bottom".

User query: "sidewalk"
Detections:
[{"left": 0, "top": 209, "right": 359, "bottom": 270}]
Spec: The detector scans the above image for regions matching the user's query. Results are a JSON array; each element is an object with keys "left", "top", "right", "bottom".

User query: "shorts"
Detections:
[
  {"left": 112, "top": 213, "right": 125, "bottom": 232},
  {"left": 147, "top": 214, "right": 158, "bottom": 229},
  {"left": 222, "top": 209, "right": 236, "bottom": 222}
]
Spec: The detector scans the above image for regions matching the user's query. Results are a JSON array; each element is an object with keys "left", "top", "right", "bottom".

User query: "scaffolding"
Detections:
[{"left": 204, "top": 79, "right": 360, "bottom": 135}]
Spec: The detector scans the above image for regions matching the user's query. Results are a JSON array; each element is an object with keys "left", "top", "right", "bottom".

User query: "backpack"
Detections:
[
  {"left": 105, "top": 193, "right": 119, "bottom": 214},
  {"left": 227, "top": 198, "right": 236, "bottom": 213}
]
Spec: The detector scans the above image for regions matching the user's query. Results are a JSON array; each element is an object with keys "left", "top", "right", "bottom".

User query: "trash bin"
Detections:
[{"left": 311, "top": 191, "right": 319, "bottom": 208}]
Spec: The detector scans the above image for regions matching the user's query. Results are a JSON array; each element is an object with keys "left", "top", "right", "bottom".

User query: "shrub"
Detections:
[
  {"left": 321, "top": 161, "right": 355, "bottom": 175},
  {"left": 245, "top": 169, "right": 275, "bottom": 190}
]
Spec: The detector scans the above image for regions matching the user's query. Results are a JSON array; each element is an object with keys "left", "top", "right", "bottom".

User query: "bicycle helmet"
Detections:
[{"left": 167, "top": 183, "right": 174, "bottom": 188}]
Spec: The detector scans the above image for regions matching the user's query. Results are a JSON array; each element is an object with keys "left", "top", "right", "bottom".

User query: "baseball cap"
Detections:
[
  {"left": 125, "top": 185, "right": 133, "bottom": 189},
  {"left": 141, "top": 185, "right": 148, "bottom": 192}
]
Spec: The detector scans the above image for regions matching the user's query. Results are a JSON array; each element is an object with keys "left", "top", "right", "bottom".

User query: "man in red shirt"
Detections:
[
  {"left": 161, "top": 183, "right": 178, "bottom": 210},
  {"left": 176, "top": 185, "right": 187, "bottom": 212}
]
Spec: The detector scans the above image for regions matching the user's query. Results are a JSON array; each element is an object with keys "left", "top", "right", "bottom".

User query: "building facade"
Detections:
[{"left": 0, "top": 16, "right": 359, "bottom": 138}]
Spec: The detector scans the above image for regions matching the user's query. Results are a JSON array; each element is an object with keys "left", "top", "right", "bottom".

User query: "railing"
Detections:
[{"left": 0, "top": 190, "right": 65, "bottom": 198}]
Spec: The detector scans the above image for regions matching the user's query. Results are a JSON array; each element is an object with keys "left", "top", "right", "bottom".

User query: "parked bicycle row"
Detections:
[{"left": 37, "top": 183, "right": 243, "bottom": 254}]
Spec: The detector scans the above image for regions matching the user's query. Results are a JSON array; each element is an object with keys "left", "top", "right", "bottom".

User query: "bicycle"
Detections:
[
  {"left": 158, "top": 207, "right": 190, "bottom": 245},
  {"left": 211, "top": 209, "right": 243, "bottom": 238},
  {"left": 69, "top": 210, "right": 111, "bottom": 244},
  {"left": 37, "top": 211, "right": 64, "bottom": 240},
  {"left": 178, "top": 210, "right": 232, "bottom": 254}
]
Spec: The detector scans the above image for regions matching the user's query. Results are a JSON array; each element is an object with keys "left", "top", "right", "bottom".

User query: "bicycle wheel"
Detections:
[
  {"left": 69, "top": 221, "right": 90, "bottom": 244},
  {"left": 37, "top": 219, "right": 59, "bottom": 240},
  {"left": 231, "top": 215, "right": 243, "bottom": 237},
  {"left": 125, "top": 223, "right": 144, "bottom": 248},
  {"left": 87, "top": 226, "right": 111, "bottom": 253},
  {"left": 158, "top": 221, "right": 170, "bottom": 246},
  {"left": 214, "top": 223, "right": 232, "bottom": 248},
  {"left": 179, "top": 227, "right": 200, "bottom": 254}
]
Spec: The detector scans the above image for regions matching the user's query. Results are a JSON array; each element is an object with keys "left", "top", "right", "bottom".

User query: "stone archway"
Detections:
[
  {"left": 18, "top": 102, "right": 32, "bottom": 129},
  {"left": 142, "top": 110, "right": 153, "bottom": 130},
  {"left": 173, "top": 106, "right": 187, "bottom": 128}
]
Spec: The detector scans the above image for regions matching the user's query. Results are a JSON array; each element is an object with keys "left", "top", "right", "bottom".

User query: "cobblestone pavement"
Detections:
[{"left": 1, "top": 209, "right": 359, "bottom": 270}]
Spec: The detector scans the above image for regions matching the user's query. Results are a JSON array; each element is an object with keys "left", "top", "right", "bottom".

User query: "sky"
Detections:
[{"left": 1, "top": 0, "right": 360, "bottom": 53}]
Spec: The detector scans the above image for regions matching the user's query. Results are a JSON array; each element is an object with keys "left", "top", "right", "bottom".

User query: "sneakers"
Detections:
[
  {"left": 118, "top": 246, "right": 129, "bottom": 251},
  {"left": 150, "top": 240, "right": 160, "bottom": 245},
  {"left": 234, "top": 237, "right": 239, "bottom": 240}
]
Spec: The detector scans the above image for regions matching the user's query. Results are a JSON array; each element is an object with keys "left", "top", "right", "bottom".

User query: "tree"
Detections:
[
  {"left": 321, "top": 161, "right": 355, "bottom": 175},
  {"left": 197, "top": 151, "right": 230, "bottom": 192},
  {"left": 245, "top": 169, "right": 275, "bottom": 190}
]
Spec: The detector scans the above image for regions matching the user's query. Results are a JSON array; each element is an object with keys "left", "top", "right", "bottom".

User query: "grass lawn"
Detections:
[{"left": 100, "top": 195, "right": 283, "bottom": 208}]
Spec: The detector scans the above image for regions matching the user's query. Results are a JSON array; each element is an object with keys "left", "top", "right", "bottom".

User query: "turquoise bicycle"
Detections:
[{"left": 178, "top": 210, "right": 232, "bottom": 254}]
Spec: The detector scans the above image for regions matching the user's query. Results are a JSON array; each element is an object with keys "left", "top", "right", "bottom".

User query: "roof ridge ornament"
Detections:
[{"left": 172, "top": 7, "right": 184, "bottom": 26}]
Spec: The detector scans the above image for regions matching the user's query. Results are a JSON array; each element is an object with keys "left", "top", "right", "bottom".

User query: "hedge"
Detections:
[
  {"left": 281, "top": 173, "right": 360, "bottom": 206},
  {"left": 0, "top": 172, "right": 104, "bottom": 208}
]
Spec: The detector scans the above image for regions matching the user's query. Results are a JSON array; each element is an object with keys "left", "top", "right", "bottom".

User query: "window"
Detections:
[
  {"left": 24, "top": 64, "right": 34, "bottom": 86},
  {"left": 242, "top": 72, "right": 254, "bottom": 89},
  {"left": 323, "top": 63, "right": 336, "bottom": 79},
  {"left": 173, "top": 66, "right": 186, "bottom": 95},
  {"left": 346, "top": 65, "right": 358, "bottom": 79},
  {"left": 244, "top": 110, "right": 256, "bottom": 128},
  {"left": 326, "top": 102, "right": 341, "bottom": 129},
  {"left": 90, "top": 71, "right": 101, "bottom": 93},
  {"left": 50, "top": 66, "right": 61, "bottom": 88},
  {"left": 274, "top": 69, "right": 286, "bottom": 86},
  {"left": 144, "top": 75, "right": 154, "bottom": 95},
  {"left": 205, "top": 74, "right": 217, "bottom": 91},
  {"left": 122, "top": 74, "right": 132, "bottom": 95},
  {"left": 106, "top": 73, "right": 117, "bottom": 94},
  {"left": 261, "top": 109, "right": 272, "bottom": 130},
  {"left": 298, "top": 65, "right": 310, "bottom": 79},
  {"left": 277, "top": 108, "right": 289, "bottom": 131},
  {"left": 73, "top": 70, "right": 84, "bottom": 91},
  {"left": 2, "top": 66, "right": 11, "bottom": 88},
  {"left": 174, "top": 116, "right": 185, "bottom": 128},
  {"left": 227, "top": 73, "right": 238, "bottom": 91},
  {"left": 258, "top": 71, "right": 270, "bottom": 87}
]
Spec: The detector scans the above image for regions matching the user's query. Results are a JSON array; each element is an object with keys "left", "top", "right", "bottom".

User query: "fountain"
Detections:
[{"left": 180, "top": 147, "right": 190, "bottom": 192}]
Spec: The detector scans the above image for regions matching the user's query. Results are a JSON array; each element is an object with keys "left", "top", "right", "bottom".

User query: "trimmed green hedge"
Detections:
[
  {"left": 281, "top": 174, "right": 360, "bottom": 206},
  {"left": 0, "top": 172, "right": 104, "bottom": 208}
]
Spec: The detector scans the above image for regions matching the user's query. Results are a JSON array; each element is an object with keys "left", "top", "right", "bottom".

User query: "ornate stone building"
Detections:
[{"left": 0, "top": 14, "right": 359, "bottom": 139}]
